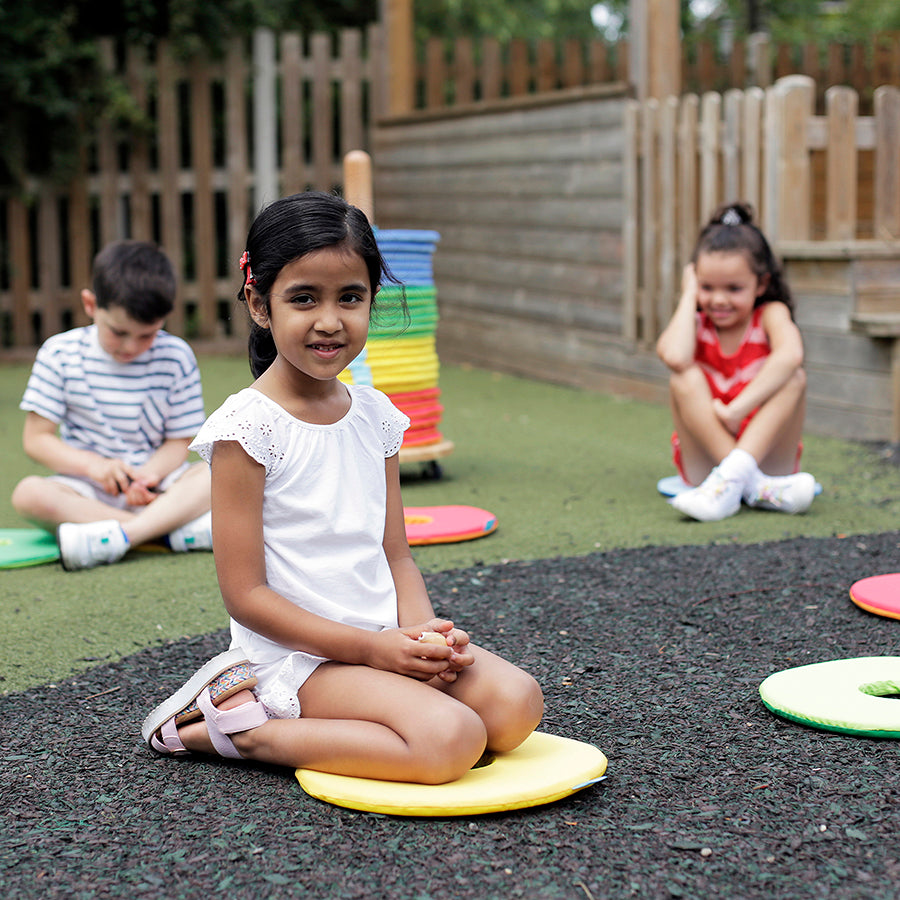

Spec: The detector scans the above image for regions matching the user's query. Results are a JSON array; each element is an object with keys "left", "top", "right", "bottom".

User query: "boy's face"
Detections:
[{"left": 81, "top": 290, "right": 165, "bottom": 363}]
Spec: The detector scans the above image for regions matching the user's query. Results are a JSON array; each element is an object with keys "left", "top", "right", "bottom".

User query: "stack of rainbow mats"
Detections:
[{"left": 342, "top": 229, "right": 449, "bottom": 452}]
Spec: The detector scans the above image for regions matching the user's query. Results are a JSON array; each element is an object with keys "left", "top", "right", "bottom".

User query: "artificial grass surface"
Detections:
[{"left": 2, "top": 356, "right": 899, "bottom": 694}]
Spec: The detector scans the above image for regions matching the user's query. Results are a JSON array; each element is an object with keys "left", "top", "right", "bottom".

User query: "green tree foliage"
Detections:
[
  {"left": 0, "top": 2, "right": 104, "bottom": 187},
  {"left": 0, "top": 0, "right": 378, "bottom": 188}
]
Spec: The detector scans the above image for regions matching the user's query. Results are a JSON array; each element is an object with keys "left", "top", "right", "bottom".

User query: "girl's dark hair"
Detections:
[
  {"left": 691, "top": 202, "right": 793, "bottom": 316},
  {"left": 238, "top": 191, "right": 401, "bottom": 377}
]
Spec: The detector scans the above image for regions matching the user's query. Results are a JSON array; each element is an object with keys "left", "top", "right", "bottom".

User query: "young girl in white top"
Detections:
[
  {"left": 656, "top": 202, "right": 816, "bottom": 522},
  {"left": 142, "top": 192, "right": 543, "bottom": 783}
]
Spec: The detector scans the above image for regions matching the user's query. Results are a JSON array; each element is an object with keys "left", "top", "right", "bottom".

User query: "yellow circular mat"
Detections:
[{"left": 295, "top": 731, "right": 607, "bottom": 816}]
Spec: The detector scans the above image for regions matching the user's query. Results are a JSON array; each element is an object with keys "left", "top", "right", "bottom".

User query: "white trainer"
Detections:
[
  {"left": 57, "top": 519, "right": 130, "bottom": 571},
  {"left": 169, "top": 510, "right": 213, "bottom": 552},
  {"left": 744, "top": 472, "right": 816, "bottom": 515},
  {"left": 670, "top": 467, "right": 743, "bottom": 522}
]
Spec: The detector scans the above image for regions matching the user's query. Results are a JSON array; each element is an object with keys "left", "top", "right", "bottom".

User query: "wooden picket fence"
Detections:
[
  {"left": 416, "top": 31, "right": 900, "bottom": 112},
  {"left": 623, "top": 75, "right": 900, "bottom": 345},
  {"left": 0, "top": 26, "right": 385, "bottom": 351},
  {"left": 681, "top": 31, "right": 900, "bottom": 110},
  {"left": 417, "top": 35, "right": 630, "bottom": 106},
  {"left": 4, "top": 26, "right": 900, "bottom": 353}
]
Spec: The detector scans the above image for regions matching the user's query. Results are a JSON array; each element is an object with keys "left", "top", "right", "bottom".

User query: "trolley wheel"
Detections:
[{"left": 422, "top": 460, "right": 443, "bottom": 480}]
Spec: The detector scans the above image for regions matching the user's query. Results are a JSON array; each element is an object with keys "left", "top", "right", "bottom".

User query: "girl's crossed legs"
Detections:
[
  {"left": 670, "top": 363, "right": 806, "bottom": 486},
  {"left": 176, "top": 645, "right": 543, "bottom": 785}
]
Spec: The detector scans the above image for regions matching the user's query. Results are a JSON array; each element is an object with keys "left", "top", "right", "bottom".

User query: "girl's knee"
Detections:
[
  {"left": 486, "top": 671, "right": 544, "bottom": 753},
  {"left": 669, "top": 364, "right": 708, "bottom": 401},
  {"left": 790, "top": 366, "right": 807, "bottom": 393},
  {"left": 412, "top": 704, "right": 487, "bottom": 784}
]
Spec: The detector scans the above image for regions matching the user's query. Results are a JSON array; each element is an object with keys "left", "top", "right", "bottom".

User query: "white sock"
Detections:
[{"left": 715, "top": 448, "right": 759, "bottom": 490}]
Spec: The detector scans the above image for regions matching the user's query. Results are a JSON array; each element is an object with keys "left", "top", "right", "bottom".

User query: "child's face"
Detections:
[
  {"left": 694, "top": 250, "right": 767, "bottom": 333},
  {"left": 81, "top": 290, "right": 164, "bottom": 363},
  {"left": 248, "top": 247, "right": 372, "bottom": 384}
]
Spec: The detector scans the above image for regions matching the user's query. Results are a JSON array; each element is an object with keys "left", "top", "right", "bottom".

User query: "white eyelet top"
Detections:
[{"left": 190, "top": 384, "right": 409, "bottom": 717}]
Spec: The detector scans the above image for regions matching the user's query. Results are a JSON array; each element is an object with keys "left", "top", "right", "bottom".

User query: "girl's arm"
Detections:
[
  {"left": 716, "top": 302, "right": 804, "bottom": 429},
  {"left": 656, "top": 264, "right": 700, "bottom": 372},
  {"left": 211, "top": 440, "right": 452, "bottom": 679},
  {"left": 382, "top": 453, "right": 473, "bottom": 679}
]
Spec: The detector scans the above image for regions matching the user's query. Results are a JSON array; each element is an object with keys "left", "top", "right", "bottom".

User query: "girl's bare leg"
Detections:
[
  {"left": 177, "top": 666, "right": 489, "bottom": 784},
  {"left": 175, "top": 647, "right": 542, "bottom": 783},
  {"left": 669, "top": 366, "right": 736, "bottom": 485},
  {"left": 735, "top": 368, "right": 807, "bottom": 476},
  {"left": 671, "top": 365, "right": 807, "bottom": 483},
  {"left": 434, "top": 644, "right": 544, "bottom": 752}
]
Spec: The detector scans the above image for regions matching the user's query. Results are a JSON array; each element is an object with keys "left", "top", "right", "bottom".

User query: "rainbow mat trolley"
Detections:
[
  {"left": 342, "top": 229, "right": 453, "bottom": 478},
  {"left": 342, "top": 151, "right": 453, "bottom": 479}
]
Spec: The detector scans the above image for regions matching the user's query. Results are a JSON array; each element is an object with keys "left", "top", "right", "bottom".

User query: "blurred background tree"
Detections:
[{"left": 0, "top": 0, "right": 378, "bottom": 188}]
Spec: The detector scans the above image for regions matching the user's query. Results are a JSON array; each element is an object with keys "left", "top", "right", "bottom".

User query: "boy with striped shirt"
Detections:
[{"left": 12, "top": 240, "right": 212, "bottom": 570}]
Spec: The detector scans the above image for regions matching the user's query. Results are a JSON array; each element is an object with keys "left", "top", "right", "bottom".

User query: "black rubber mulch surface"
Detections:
[{"left": 4, "top": 531, "right": 900, "bottom": 899}]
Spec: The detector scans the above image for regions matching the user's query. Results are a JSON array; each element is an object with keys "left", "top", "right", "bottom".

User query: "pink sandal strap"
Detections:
[
  {"left": 175, "top": 662, "right": 257, "bottom": 726},
  {"left": 196, "top": 685, "right": 269, "bottom": 759},
  {"left": 150, "top": 715, "right": 190, "bottom": 756}
]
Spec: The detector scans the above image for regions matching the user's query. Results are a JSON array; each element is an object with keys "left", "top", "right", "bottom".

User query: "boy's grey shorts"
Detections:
[{"left": 48, "top": 462, "right": 193, "bottom": 512}]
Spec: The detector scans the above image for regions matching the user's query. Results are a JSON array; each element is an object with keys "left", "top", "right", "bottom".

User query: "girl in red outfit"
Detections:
[{"left": 655, "top": 202, "right": 816, "bottom": 522}]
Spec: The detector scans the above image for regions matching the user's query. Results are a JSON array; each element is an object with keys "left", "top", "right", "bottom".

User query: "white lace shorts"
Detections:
[{"left": 247, "top": 651, "right": 327, "bottom": 719}]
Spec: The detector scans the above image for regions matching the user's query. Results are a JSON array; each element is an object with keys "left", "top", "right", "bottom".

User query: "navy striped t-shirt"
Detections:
[{"left": 20, "top": 325, "right": 206, "bottom": 467}]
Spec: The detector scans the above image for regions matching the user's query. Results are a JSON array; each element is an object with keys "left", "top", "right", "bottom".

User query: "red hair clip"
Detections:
[{"left": 239, "top": 251, "right": 256, "bottom": 285}]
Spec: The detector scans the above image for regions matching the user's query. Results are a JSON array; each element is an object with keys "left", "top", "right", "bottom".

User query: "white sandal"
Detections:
[{"left": 142, "top": 648, "right": 269, "bottom": 758}]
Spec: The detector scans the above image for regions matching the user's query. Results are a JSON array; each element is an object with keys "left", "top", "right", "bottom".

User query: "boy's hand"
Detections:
[
  {"left": 88, "top": 457, "right": 135, "bottom": 496},
  {"left": 125, "top": 470, "right": 162, "bottom": 506},
  {"left": 124, "top": 480, "right": 158, "bottom": 506}
]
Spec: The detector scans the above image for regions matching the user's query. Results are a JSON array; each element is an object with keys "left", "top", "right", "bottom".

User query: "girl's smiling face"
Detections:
[
  {"left": 248, "top": 246, "right": 372, "bottom": 386},
  {"left": 694, "top": 250, "right": 768, "bottom": 335}
]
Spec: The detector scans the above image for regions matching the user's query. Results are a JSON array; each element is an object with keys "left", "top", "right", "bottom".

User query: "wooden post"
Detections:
[
  {"left": 629, "top": 0, "right": 681, "bottom": 100},
  {"left": 344, "top": 150, "right": 374, "bottom": 223},
  {"left": 380, "top": 0, "right": 415, "bottom": 115}
]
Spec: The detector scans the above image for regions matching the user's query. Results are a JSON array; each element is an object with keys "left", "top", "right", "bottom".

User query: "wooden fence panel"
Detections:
[
  {"left": 126, "top": 45, "right": 153, "bottom": 244},
  {"left": 225, "top": 38, "right": 250, "bottom": 325},
  {"left": 874, "top": 86, "right": 900, "bottom": 239},
  {"left": 623, "top": 76, "right": 900, "bottom": 344},
  {"left": 825, "top": 86, "right": 858, "bottom": 241},
  {"left": 677, "top": 94, "right": 699, "bottom": 274},
  {"left": 0, "top": 26, "right": 383, "bottom": 351},
  {"left": 741, "top": 87, "right": 764, "bottom": 211},
  {"left": 281, "top": 34, "right": 304, "bottom": 195},
  {"left": 190, "top": 57, "right": 217, "bottom": 338},
  {"left": 8, "top": 197, "right": 29, "bottom": 346},
  {"left": 640, "top": 99, "right": 659, "bottom": 341}
]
